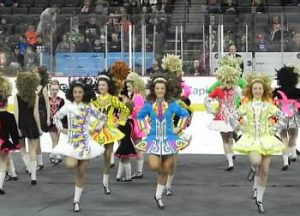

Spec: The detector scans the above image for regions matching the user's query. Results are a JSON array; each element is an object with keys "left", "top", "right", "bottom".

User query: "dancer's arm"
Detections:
[
  {"left": 137, "top": 103, "right": 151, "bottom": 131},
  {"left": 89, "top": 104, "right": 107, "bottom": 133},
  {"left": 42, "top": 86, "right": 51, "bottom": 126},
  {"left": 111, "top": 96, "right": 130, "bottom": 126},
  {"left": 33, "top": 96, "right": 42, "bottom": 134},
  {"left": 9, "top": 114, "right": 21, "bottom": 149},
  {"left": 172, "top": 102, "right": 189, "bottom": 133},
  {"left": 13, "top": 96, "right": 21, "bottom": 136},
  {"left": 53, "top": 104, "right": 68, "bottom": 133}
]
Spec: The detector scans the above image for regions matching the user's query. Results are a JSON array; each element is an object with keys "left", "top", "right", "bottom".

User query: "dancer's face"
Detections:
[
  {"left": 98, "top": 80, "right": 108, "bottom": 94},
  {"left": 252, "top": 82, "right": 264, "bottom": 99},
  {"left": 127, "top": 82, "right": 133, "bottom": 94},
  {"left": 50, "top": 84, "right": 59, "bottom": 98},
  {"left": 73, "top": 86, "right": 84, "bottom": 103},
  {"left": 154, "top": 82, "right": 166, "bottom": 99}
]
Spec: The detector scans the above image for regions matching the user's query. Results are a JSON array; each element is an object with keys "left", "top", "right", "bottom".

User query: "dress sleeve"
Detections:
[
  {"left": 171, "top": 102, "right": 189, "bottom": 129},
  {"left": 89, "top": 104, "right": 107, "bottom": 132},
  {"left": 53, "top": 104, "right": 68, "bottom": 131},
  {"left": 207, "top": 81, "right": 221, "bottom": 94},
  {"left": 137, "top": 103, "right": 151, "bottom": 130},
  {"left": 111, "top": 96, "right": 130, "bottom": 126},
  {"left": 8, "top": 114, "right": 20, "bottom": 146}
]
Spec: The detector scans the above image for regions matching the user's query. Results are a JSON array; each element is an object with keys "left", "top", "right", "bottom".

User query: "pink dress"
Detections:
[{"left": 131, "top": 94, "right": 145, "bottom": 140}]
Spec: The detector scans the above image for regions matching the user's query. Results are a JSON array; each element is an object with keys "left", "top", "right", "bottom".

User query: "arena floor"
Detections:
[{"left": 0, "top": 154, "right": 300, "bottom": 216}]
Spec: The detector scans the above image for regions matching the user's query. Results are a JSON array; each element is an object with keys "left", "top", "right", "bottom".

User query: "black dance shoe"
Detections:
[
  {"left": 251, "top": 189, "right": 257, "bottom": 200},
  {"left": 121, "top": 178, "right": 132, "bottom": 182},
  {"left": 131, "top": 172, "right": 143, "bottom": 179},
  {"left": 297, "top": 149, "right": 300, "bottom": 155},
  {"left": 116, "top": 178, "right": 121, "bottom": 182},
  {"left": 255, "top": 201, "right": 265, "bottom": 214},
  {"left": 165, "top": 188, "right": 173, "bottom": 196},
  {"left": 103, "top": 185, "right": 111, "bottom": 195},
  {"left": 50, "top": 157, "right": 56, "bottom": 164},
  {"left": 25, "top": 169, "right": 31, "bottom": 175},
  {"left": 73, "top": 202, "right": 80, "bottom": 212},
  {"left": 0, "top": 189, "right": 5, "bottom": 195},
  {"left": 247, "top": 168, "right": 256, "bottom": 182},
  {"left": 37, "top": 165, "right": 44, "bottom": 171},
  {"left": 225, "top": 166, "right": 234, "bottom": 171},
  {"left": 232, "top": 155, "right": 236, "bottom": 160},
  {"left": 154, "top": 196, "right": 165, "bottom": 209},
  {"left": 110, "top": 163, "right": 115, "bottom": 168},
  {"left": 281, "top": 165, "right": 289, "bottom": 171},
  {"left": 291, "top": 157, "right": 296, "bottom": 162},
  {"left": 31, "top": 180, "right": 37, "bottom": 185}
]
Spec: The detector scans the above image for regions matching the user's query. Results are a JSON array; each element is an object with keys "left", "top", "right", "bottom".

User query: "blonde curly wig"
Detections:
[
  {"left": 161, "top": 53, "right": 183, "bottom": 74},
  {"left": 216, "top": 64, "right": 241, "bottom": 89},
  {"left": 243, "top": 73, "right": 272, "bottom": 101},
  {"left": 126, "top": 72, "right": 146, "bottom": 97},
  {"left": 0, "top": 76, "right": 12, "bottom": 99}
]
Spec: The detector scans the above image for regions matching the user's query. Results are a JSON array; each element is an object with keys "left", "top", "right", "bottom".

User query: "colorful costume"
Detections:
[
  {"left": 115, "top": 118, "right": 137, "bottom": 158},
  {"left": 53, "top": 102, "right": 106, "bottom": 160},
  {"left": 131, "top": 93, "right": 145, "bottom": 140},
  {"left": 91, "top": 94, "right": 130, "bottom": 145},
  {"left": 233, "top": 99, "right": 285, "bottom": 155},
  {"left": 49, "top": 96, "right": 65, "bottom": 132},
  {"left": 136, "top": 101, "right": 189, "bottom": 155},
  {"left": 0, "top": 111, "right": 21, "bottom": 153}
]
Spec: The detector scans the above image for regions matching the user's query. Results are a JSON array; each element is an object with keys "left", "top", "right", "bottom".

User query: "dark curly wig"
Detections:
[
  {"left": 96, "top": 72, "right": 117, "bottom": 96},
  {"left": 146, "top": 73, "right": 180, "bottom": 103},
  {"left": 32, "top": 66, "right": 49, "bottom": 87},
  {"left": 65, "top": 78, "right": 96, "bottom": 103},
  {"left": 276, "top": 66, "right": 299, "bottom": 89}
]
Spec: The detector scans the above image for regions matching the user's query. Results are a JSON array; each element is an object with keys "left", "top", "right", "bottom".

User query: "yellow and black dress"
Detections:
[{"left": 91, "top": 94, "right": 130, "bottom": 145}]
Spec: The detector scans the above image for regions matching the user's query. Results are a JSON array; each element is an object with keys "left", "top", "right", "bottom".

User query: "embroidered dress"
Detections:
[
  {"left": 53, "top": 102, "right": 106, "bottom": 160},
  {"left": 233, "top": 99, "right": 285, "bottom": 156},
  {"left": 49, "top": 96, "right": 65, "bottom": 132},
  {"left": 131, "top": 93, "right": 146, "bottom": 140},
  {"left": 91, "top": 94, "right": 130, "bottom": 145},
  {"left": 136, "top": 101, "right": 189, "bottom": 156}
]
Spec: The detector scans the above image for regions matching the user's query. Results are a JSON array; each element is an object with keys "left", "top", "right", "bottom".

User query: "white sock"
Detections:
[
  {"left": 166, "top": 174, "right": 175, "bottom": 189},
  {"left": 116, "top": 162, "right": 124, "bottom": 179},
  {"left": 22, "top": 154, "right": 31, "bottom": 172},
  {"left": 291, "top": 147, "right": 297, "bottom": 159},
  {"left": 8, "top": 156, "right": 17, "bottom": 177},
  {"left": 124, "top": 161, "right": 131, "bottom": 179},
  {"left": 253, "top": 176, "right": 259, "bottom": 190},
  {"left": 256, "top": 185, "right": 266, "bottom": 202},
  {"left": 37, "top": 154, "right": 43, "bottom": 166},
  {"left": 110, "top": 152, "right": 115, "bottom": 165},
  {"left": 30, "top": 161, "right": 37, "bottom": 181},
  {"left": 226, "top": 153, "right": 234, "bottom": 167},
  {"left": 283, "top": 154, "right": 289, "bottom": 166},
  {"left": 0, "top": 172, "right": 5, "bottom": 189},
  {"left": 56, "top": 154, "right": 62, "bottom": 160},
  {"left": 155, "top": 184, "right": 165, "bottom": 199},
  {"left": 137, "top": 159, "right": 144, "bottom": 173},
  {"left": 103, "top": 174, "right": 109, "bottom": 187},
  {"left": 74, "top": 186, "right": 83, "bottom": 203},
  {"left": 49, "top": 153, "right": 54, "bottom": 158}
]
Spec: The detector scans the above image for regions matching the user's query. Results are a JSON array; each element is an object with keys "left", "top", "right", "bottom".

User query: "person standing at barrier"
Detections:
[
  {"left": 91, "top": 74, "right": 130, "bottom": 195},
  {"left": 14, "top": 72, "right": 42, "bottom": 185},
  {"left": 273, "top": 66, "right": 300, "bottom": 170},
  {"left": 0, "top": 76, "right": 21, "bottom": 194},
  {"left": 205, "top": 63, "right": 241, "bottom": 171},
  {"left": 233, "top": 73, "right": 285, "bottom": 214},
  {"left": 48, "top": 80, "right": 65, "bottom": 165},
  {"left": 125, "top": 72, "right": 147, "bottom": 180},
  {"left": 53, "top": 79, "right": 106, "bottom": 213},
  {"left": 136, "top": 74, "right": 189, "bottom": 209}
]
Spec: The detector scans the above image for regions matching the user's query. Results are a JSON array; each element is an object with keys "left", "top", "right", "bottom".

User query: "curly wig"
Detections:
[
  {"left": 146, "top": 73, "right": 179, "bottom": 103},
  {"left": 216, "top": 64, "right": 241, "bottom": 89},
  {"left": 96, "top": 72, "right": 117, "bottom": 96},
  {"left": 0, "top": 76, "right": 12, "bottom": 106},
  {"left": 32, "top": 66, "right": 49, "bottom": 87},
  {"left": 109, "top": 61, "right": 130, "bottom": 94},
  {"left": 16, "top": 72, "right": 41, "bottom": 107},
  {"left": 65, "top": 78, "right": 96, "bottom": 103},
  {"left": 276, "top": 65, "right": 299, "bottom": 88},
  {"left": 126, "top": 72, "right": 146, "bottom": 97},
  {"left": 161, "top": 53, "right": 183, "bottom": 75},
  {"left": 243, "top": 73, "right": 272, "bottom": 101}
]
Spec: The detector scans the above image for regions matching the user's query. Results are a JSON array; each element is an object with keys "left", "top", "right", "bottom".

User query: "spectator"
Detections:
[
  {"left": 56, "top": 34, "right": 70, "bottom": 52},
  {"left": 0, "top": 18, "right": 9, "bottom": 35},
  {"left": 25, "top": 25, "right": 39, "bottom": 50},
  {"left": 221, "top": 0, "right": 237, "bottom": 14},
  {"left": 189, "top": 60, "right": 201, "bottom": 76},
  {"left": 81, "top": 0, "right": 91, "bottom": 13},
  {"left": 95, "top": 0, "right": 109, "bottom": 14},
  {"left": 227, "top": 44, "right": 244, "bottom": 73},
  {"left": 119, "top": 15, "right": 132, "bottom": 34},
  {"left": 0, "top": 0, "right": 18, "bottom": 7},
  {"left": 252, "top": 0, "right": 265, "bottom": 14},
  {"left": 84, "top": 17, "right": 101, "bottom": 42},
  {"left": 207, "top": 0, "right": 222, "bottom": 14},
  {"left": 0, "top": 47, "right": 6, "bottom": 69},
  {"left": 127, "top": 0, "right": 140, "bottom": 15},
  {"left": 109, "top": 33, "right": 121, "bottom": 52},
  {"left": 288, "top": 32, "right": 300, "bottom": 52},
  {"left": 37, "top": 7, "right": 58, "bottom": 43},
  {"left": 17, "top": 35, "right": 28, "bottom": 67},
  {"left": 106, "top": 13, "right": 120, "bottom": 40},
  {"left": 255, "top": 33, "right": 269, "bottom": 52},
  {"left": 146, "top": 59, "right": 161, "bottom": 75},
  {"left": 93, "top": 37, "right": 105, "bottom": 52},
  {"left": 24, "top": 47, "right": 38, "bottom": 70}
]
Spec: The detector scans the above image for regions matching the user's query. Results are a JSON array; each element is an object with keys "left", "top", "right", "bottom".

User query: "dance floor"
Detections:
[{"left": 1, "top": 154, "right": 300, "bottom": 216}]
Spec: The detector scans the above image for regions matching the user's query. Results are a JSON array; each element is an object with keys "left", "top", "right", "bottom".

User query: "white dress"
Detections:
[{"left": 52, "top": 102, "right": 106, "bottom": 160}]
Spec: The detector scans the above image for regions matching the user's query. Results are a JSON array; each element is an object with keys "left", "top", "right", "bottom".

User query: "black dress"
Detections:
[
  {"left": 17, "top": 96, "right": 40, "bottom": 139},
  {"left": 0, "top": 111, "right": 21, "bottom": 153},
  {"left": 38, "top": 86, "right": 49, "bottom": 132},
  {"left": 115, "top": 118, "right": 137, "bottom": 158}
]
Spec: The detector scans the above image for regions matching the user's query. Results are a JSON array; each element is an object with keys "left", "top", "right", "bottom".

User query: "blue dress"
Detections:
[{"left": 136, "top": 101, "right": 189, "bottom": 156}]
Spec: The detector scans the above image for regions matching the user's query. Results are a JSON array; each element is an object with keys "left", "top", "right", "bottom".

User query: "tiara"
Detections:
[
  {"left": 251, "top": 78, "right": 264, "bottom": 84},
  {"left": 98, "top": 74, "right": 110, "bottom": 80},
  {"left": 153, "top": 77, "right": 167, "bottom": 83}
]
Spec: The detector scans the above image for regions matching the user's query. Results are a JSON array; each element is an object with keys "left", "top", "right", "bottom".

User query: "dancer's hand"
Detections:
[
  {"left": 61, "top": 129, "right": 68, "bottom": 134},
  {"left": 18, "top": 129, "right": 22, "bottom": 137},
  {"left": 173, "top": 127, "right": 181, "bottom": 135},
  {"left": 47, "top": 119, "right": 51, "bottom": 126}
]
